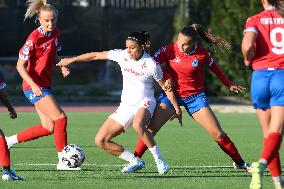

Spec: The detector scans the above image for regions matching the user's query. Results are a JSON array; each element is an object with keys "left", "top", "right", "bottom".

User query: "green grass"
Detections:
[{"left": 0, "top": 111, "right": 281, "bottom": 189}]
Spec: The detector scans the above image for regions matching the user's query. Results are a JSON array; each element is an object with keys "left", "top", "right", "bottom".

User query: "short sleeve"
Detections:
[
  {"left": 149, "top": 60, "right": 163, "bottom": 81},
  {"left": 19, "top": 36, "right": 35, "bottom": 61},
  {"left": 107, "top": 49, "right": 124, "bottom": 64},
  {"left": 154, "top": 45, "right": 169, "bottom": 63},
  {"left": 244, "top": 16, "right": 258, "bottom": 34}
]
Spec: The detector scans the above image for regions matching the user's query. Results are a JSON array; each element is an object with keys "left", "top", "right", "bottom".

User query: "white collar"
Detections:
[
  {"left": 265, "top": 5, "right": 275, "bottom": 10},
  {"left": 38, "top": 27, "right": 52, "bottom": 37}
]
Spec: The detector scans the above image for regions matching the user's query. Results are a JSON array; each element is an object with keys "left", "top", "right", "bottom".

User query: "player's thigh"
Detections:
[
  {"left": 35, "top": 106, "right": 55, "bottom": 132},
  {"left": 192, "top": 106, "right": 224, "bottom": 138},
  {"left": 34, "top": 95, "right": 65, "bottom": 121},
  {"left": 256, "top": 109, "right": 271, "bottom": 137},
  {"left": 269, "top": 106, "right": 284, "bottom": 134},
  {"left": 147, "top": 103, "right": 175, "bottom": 133},
  {"left": 95, "top": 118, "right": 124, "bottom": 142}
]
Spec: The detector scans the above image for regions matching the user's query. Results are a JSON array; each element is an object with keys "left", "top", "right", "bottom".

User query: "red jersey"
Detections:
[
  {"left": 19, "top": 27, "right": 62, "bottom": 90},
  {"left": 154, "top": 43, "right": 231, "bottom": 97},
  {"left": 244, "top": 6, "right": 284, "bottom": 70}
]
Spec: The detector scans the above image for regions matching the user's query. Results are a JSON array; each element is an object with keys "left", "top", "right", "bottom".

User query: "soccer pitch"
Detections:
[{"left": 0, "top": 111, "right": 281, "bottom": 189}]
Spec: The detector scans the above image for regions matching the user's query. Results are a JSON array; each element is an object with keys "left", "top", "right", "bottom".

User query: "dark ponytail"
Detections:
[
  {"left": 275, "top": 0, "right": 284, "bottom": 17},
  {"left": 180, "top": 24, "right": 231, "bottom": 51},
  {"left": 127, "top": 31, "right": 153, "bottom": 55}
]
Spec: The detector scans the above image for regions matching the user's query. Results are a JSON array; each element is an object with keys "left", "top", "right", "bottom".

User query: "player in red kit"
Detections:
[
  {"left": 123, "top": 24, "right": 251, "bottom": 173},
  {"left": 242, "top": 0, "right": 284, "bottom": 189},
  {"left": 0, "top": 78, "right": 22, "bottom": 181},
  {"left": 5, "top": 0, "right": 76, "bottom": 171}
]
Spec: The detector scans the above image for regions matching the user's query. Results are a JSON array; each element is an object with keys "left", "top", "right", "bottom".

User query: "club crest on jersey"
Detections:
[
  {"left": 22, "top": 46, "right": 30, "bottom": 55},
  {"left": 25, "top": 40, "right": 33, "bottom": 47},
  {"left": 173, "top": 57, "right": 181, "bottom": 63},
  {"left": 192, "top": 59, "right": 199, "bottom": 67}
]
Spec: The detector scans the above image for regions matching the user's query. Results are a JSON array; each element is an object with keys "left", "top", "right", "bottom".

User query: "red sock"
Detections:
[
  {"left": 263, "top": 138, "right": 281, "bottom": 177},
  {"left": 17, "top": 125, "right": 53, "bottom": 143},
  {"left": 261, "top": 132, "right": 282, "bottom": 165},
  {"left": 0, "top": 136, "right": 10, "bottom": 167},
  {"left": 134, "top": 137, "right": 148, "bottom": 158},
  {"left": 54, "top": 117, "right": 67, "bottom": 152},
  {"left": 215, "top": 134, "right": 243, "bottom": 163}
]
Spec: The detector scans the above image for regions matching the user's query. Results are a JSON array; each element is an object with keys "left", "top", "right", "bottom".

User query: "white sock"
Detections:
[
  {"left": 272, "top": 176, "right": 282, "bottom": 183},
  {"left": 6, "top": 135, "right": 18, "bottom": 149},
  {"left": 119, "top": 150, "right": 135, "bottom": 162},
  {"left": 149, "top": 145, "right": 162, "bottom": 162},
  {"left": 259, "top": 159, "right": 268, "bottom": 165},
  {"left": 58, "top": 152, "right": 62, "bottom": 162}
]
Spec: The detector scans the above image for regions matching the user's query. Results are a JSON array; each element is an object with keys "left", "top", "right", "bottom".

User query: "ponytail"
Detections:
[
  {"left": 180, "top": 24, "right": 231, "bottom": 51},
  {"left": 275, "top": 0, "right": 284, "bottom": 17},
  {"left": 24, "top": 0, "right": 58, "bottom": 21}
]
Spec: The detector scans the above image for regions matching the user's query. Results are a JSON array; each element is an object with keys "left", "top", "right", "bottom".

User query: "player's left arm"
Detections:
[{"left": 209, "top": 61, "right": 245, "bottom": 94}]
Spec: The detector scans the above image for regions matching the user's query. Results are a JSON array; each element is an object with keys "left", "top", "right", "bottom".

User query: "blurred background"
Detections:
[{"left": 0, "top": 0, "right": 263, "bottom": 105}]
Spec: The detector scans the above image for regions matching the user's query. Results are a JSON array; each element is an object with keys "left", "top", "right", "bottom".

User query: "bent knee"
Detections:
[
  {"left": 94, "top": 136, "right": 108, "bottom": 149},
  {"left": 42, "top": 123, "right": 55, "bottom": 133}
]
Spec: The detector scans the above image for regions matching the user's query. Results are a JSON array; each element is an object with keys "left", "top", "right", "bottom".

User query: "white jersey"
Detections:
[{"left": 108, "top": 49, "right": 163, "bottom": 105}]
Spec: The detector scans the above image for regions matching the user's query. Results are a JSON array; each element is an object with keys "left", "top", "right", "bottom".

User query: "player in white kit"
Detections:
[{"left": 57, "top": 31, "right": 182, "bottom": 174}]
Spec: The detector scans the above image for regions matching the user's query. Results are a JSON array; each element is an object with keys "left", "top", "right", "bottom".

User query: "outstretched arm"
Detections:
[
  {"left": 0, "top": 88, "right": 17, "bottom": 119},
  {"left": 242, "top": 31, "right": 257, "bottom": 66},
  {"left": 56, "top": 51, "right": 109, "bottom": 67},
  {"left": 209, "top": 63, "right": 244, "bottom": 93},
  {"left": 157, "top": 79, "right": 183, "bottom": 126}
]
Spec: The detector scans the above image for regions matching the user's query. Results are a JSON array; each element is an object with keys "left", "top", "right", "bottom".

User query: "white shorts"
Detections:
[{"left": 109, "top": 97, "right": 156, "bottom": 130}]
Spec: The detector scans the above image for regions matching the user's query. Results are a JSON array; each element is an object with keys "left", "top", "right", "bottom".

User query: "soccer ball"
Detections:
[{"left": 61, "top": 144, "right": 85, "bottom": 168}]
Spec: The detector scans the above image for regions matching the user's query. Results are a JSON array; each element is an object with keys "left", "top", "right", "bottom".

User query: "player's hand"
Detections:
[
  {"left": 56, "top": 58, "right": 73, "bottom": 67},
  {"left": 170, "top": 107, "right": 183, "bottom": 127},
  {"left": 31, "top": 84, "right": 43, "bottom": 97},
  {"left": 229, "top": 84, "right": 245, "bottom": 94},
  {"left": 61, "top": 66, "right": 70, "bottom": 78},
  {"left": 162, "top": 78, "right": 173, "bottom": 92},
  {"left": 8, "top": 108, "right": 17, "bottom": 119}
]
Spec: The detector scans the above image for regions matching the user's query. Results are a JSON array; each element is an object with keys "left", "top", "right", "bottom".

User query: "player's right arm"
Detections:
[
  {"left": 16, "top": 59, "right": 42, "bottom": 97},
  {"left": 56, "top": 51, "right": 109, "bottom": 67},
  {"left": 242, "top": 32, "right": 257, "bottom": 66}
]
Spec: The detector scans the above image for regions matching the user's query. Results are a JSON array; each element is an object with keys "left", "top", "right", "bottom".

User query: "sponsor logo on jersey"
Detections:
[
  {"left": 25, "top": 40, "right": 33, "bottom": 46},
  {"left": 123, "top": 68, "right": 145, "bottom": 77},
  {"left": 23, "top": 46, "right": 30, "bottom": 55},
  {"left": 173, "top": 56, "right": 181, "bottom": 63},
  {"left": 42, "top": 43, "right": 49, "bottom": 50},
  {"left": 192, "top": 59, "right": 199, "bottom": 67}
]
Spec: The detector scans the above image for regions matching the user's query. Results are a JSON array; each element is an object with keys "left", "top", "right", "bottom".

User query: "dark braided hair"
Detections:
[
  {"left": 127, "top": 31, "right": 153, "bottom": 55},
  {"left": 180, "top": 24, "right": 231, "bottom": 51}
]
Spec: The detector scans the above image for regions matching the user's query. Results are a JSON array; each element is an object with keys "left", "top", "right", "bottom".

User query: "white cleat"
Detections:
[
  {"left": 156, "top": 159, "right": 169, "bottom": 174},
  {"left": 233, "top": 162, "right": 251, "bottom": 172},
  {"left": 121, "top": 157, "right": 145, "bottom": 173},
  {"left": 56, "top": 162, "right": 82, "bottom": 171}
]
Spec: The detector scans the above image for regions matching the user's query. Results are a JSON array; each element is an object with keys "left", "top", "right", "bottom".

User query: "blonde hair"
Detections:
[{"left": 24, "top": 0, "right": 58, "bottom": 21}]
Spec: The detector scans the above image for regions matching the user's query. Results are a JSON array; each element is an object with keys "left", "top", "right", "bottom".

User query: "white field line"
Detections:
[{"left": 13, "top": 163, "right": 236, "bottom": 168}]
